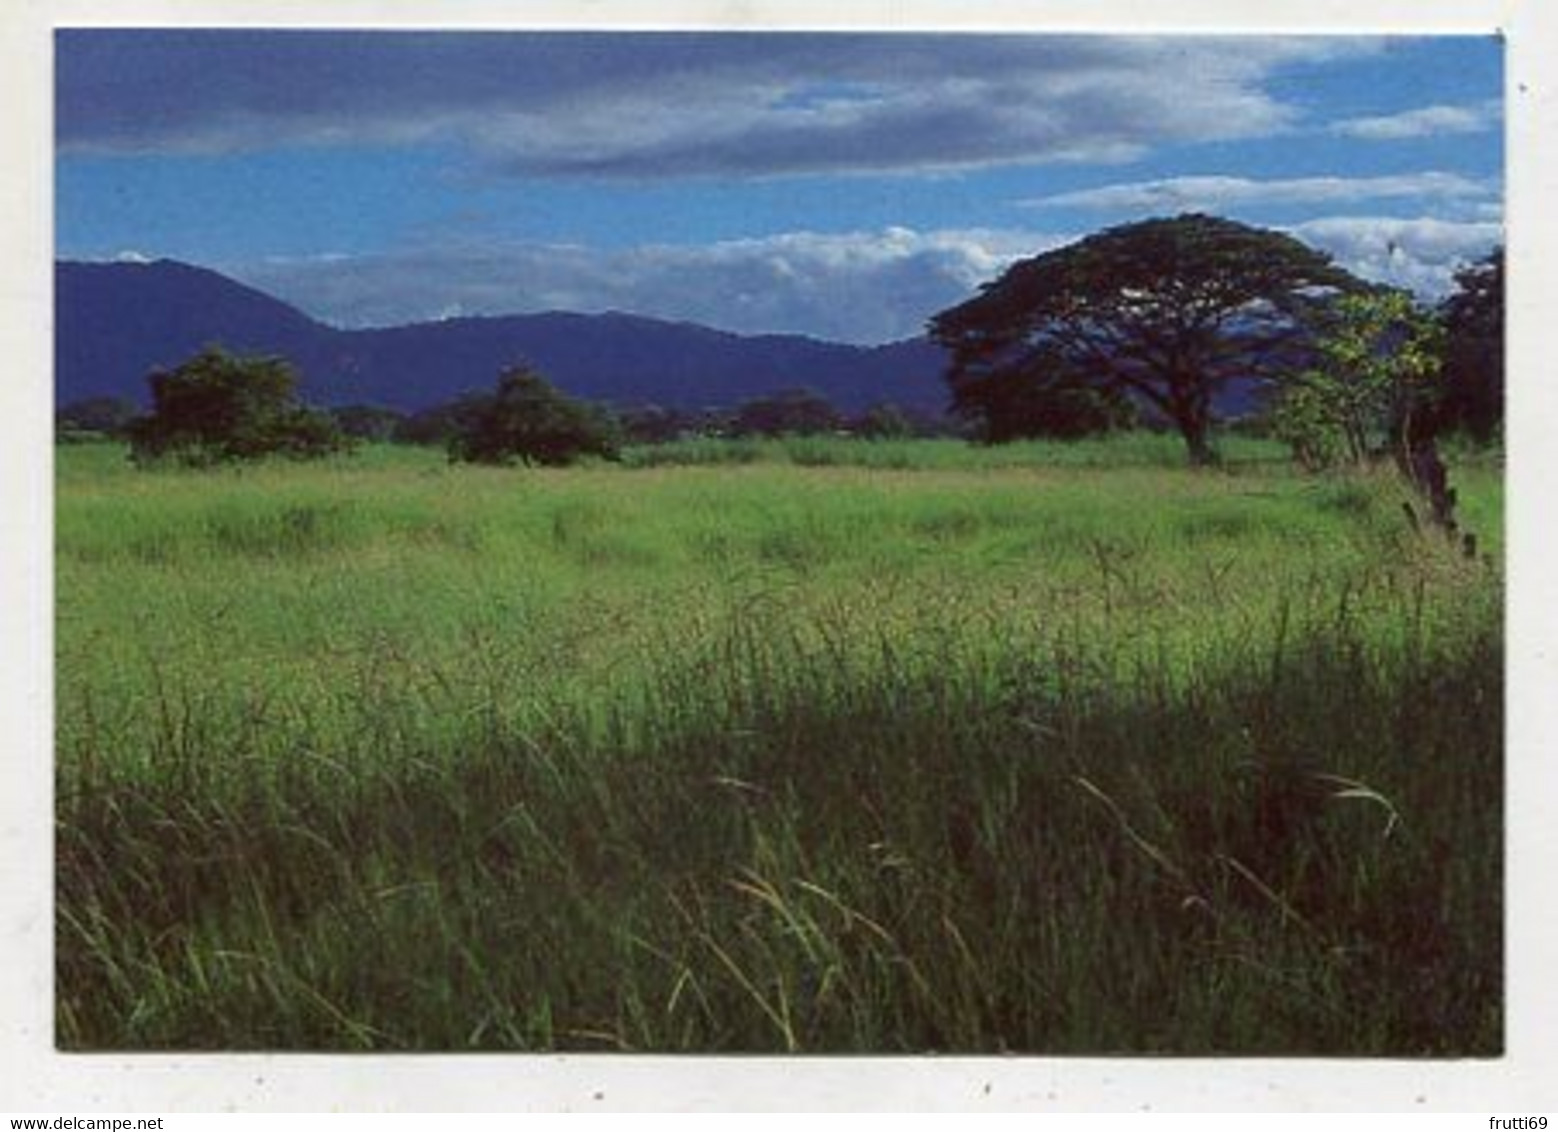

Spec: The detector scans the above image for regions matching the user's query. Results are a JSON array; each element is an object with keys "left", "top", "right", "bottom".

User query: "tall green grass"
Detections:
[
  {"left": 619, "top": 431, "right": 1288, "bottom": 470},
  {"left": 55, "top": 439, "right": 1502, "bottom": 1052}
]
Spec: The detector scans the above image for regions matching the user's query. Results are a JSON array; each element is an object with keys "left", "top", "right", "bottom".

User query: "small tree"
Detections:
[
  {"left": 447, "top": 366, "right": 620, "bottom": 466},
  {"left": 1270, "top": 289, "right": 1442, "bottom": 469},
  {"left": 126, "top": 346, "right": 346, "bottom": 465}
]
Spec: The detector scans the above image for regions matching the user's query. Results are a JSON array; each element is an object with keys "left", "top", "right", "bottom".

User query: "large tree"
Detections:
[{"left": 929, "top": 214, "right": 1365, "bottom": 464}]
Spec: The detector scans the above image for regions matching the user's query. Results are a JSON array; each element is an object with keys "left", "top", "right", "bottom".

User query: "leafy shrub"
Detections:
[
  {"left": 57, "top": 396, "right": 139, "bottom": 439},
  {"left": 950, "top": 354, "right": 1138, "bottom": 443},
  {"left": 447, "top": 367, "right": 620, "bottom": 467},
  {"left": 731, "top": 388, "right": 842, "bottom": 438},
  {"left": 331, "top": 404, "right": 406, "bottom": 443},
  {"left": 126, "top": 346, "right": 347, "bottom": 466},
  {"left": 851, "top": 402, "right": 915, "bottom": 439},
  {"left": 1270, "top": 290, "right": 1442, "bottom": 470}
]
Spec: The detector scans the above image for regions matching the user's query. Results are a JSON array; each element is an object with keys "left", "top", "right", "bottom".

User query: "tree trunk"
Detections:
[
  {"left": 1175, "top": 408, "right": 1219, "bottom": 467},
  {"left": 1160, "top": 365, "right": 1219, "bottom": 467}
]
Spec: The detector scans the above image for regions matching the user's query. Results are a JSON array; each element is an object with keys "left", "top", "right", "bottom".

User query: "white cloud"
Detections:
[
  {"left": 1015, "top": 175, "right": 1503, "bottom": 300},
  {"left": 229, "top": 211, "right": 1502, "bottom": 345},
  {"left": 231, "top": 210, "right": 1504, "bottom": 347},
  {"left": 1024, "top": 171, "right": 1494, "bottom": 212},
  {"left": 232, "top": 228, "right": 1062, "bottom": 344},
  {"left": 1329, "top": 100, "right": 1501, "bottom": 140},
  {"left": 1290, "top": 215, "right": 1502, "bottom": 297}
]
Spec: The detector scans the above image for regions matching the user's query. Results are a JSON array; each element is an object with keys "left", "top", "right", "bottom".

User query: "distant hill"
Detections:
[
  {"left": 55, "top": 259, "right": 951, "bottom": 415},
  {"left": 57, "top": 260, "right": 333, "bottom": 401}
]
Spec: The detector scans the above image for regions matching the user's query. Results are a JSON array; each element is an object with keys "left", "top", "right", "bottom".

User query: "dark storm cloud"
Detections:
[{"left": 56, "top": 30, "right": 1369, "bottom": 177}]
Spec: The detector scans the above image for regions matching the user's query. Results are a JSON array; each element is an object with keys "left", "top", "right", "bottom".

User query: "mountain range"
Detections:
[{"left": 56, "top": 259, "right": 951, "bottom": 415}]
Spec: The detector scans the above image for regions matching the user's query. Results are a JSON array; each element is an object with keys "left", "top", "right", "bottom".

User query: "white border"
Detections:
[{"left": 5, "top": 0, "right": 1554, "bottom": 1113}]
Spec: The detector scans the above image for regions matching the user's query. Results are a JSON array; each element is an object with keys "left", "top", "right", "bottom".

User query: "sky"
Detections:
[{"left": 55, "top": 30, "right": 1504, "bottom": 344}]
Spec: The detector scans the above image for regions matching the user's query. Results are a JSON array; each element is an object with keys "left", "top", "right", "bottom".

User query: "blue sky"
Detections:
[{"left": 55, "top": 31, "right": 1503, "bottom": 343}]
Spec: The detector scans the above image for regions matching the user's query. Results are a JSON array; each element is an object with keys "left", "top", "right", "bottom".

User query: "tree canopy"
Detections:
[
  {"left": 730, "top": 388, "right": 841, "bottom": 438},
  {"left": 945, "top": 343, "right": 1136, "bottom": 442},
  {"left": 929, "top": 213, "right": 1365, "bottom": 464},
  {"left": 447, "top": 366, "right": 621, "bottom": 466},
  {"left": 126, "top": 346, "right": 345, "bottom": 465},
  {"left": 1269, "top": 289, "right": 1443, "bottom": 469},
  {"left": 1437, "top": 247, "right": 1503, "bottom": 443},
  {"left": 330, "top": 404, "right": 406, "bottom": 443},
  {"left": 57, "top": 395, "right": 139, "bottom": 439}
]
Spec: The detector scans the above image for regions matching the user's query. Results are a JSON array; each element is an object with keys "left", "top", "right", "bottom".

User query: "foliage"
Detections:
[
  {"left": 57, "top": 395, "right": 139, "bottom": 439},
  {"left": 392, "top": 398, "right": 483, "bottom": 447},
  {"left": 617, "top": 403, "right": 702, "bottom": 445},
  {"left": 930, "top": 213, "right": 1364, "bottom": 465},
  {"left": 730, "top": 387, "right": 841, "bottom": 438},
  {"left": 1265, "top": 381, "right": 1344, "bottom": 471},
  {"left": 125, "top": 346, "right": 347, "bottom": 466},
  {"left": 947, "top": 343, "right": 1137, "bottom": 442},
  {"left": 1270, "top": 290, "right": 1443, "bottom": 470},
  {"left": 850, "top": 402, "right": 916, "bottom": 439},
  {"left": 1438, "top": 247, "right": 1503, "bottom": 444},
  {"left": 331, "top": 404, "right": 406, "bottom": 443},
  {"left": 447, "top": 366, "right": 621, "bottom": 466}
]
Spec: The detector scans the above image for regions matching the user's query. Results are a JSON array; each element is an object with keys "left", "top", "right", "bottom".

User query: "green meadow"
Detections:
[{"left": 55, "top": 437, "right": 1503, "bottom": 1053}]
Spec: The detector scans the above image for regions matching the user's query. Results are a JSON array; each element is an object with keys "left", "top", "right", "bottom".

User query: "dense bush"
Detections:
[
  {"left": 850, "top": 402, "right": 916, "bottom": 439},
  {"left": 730, "top": 388, "right": 842, "bottom": 438},
  {"left": 57, "top": 395, "right": 139, "bottom": 439},
  {"left": 391, "top": 398, "right": 481, "bottom": 447},
  {"left": 1269, "top": 290, "right": 1442, "bottom": 470},
  {"left": 1437, "top": 248, "right": 1503, "bottom": 444},
  {"left": 447, "top": 367, "right": 621, "bottom": 466},
  {"left": 948, "top": 352, "right": 1138, "bottom": 443},
  {"left": 126, "top": 346, "right": 347, "bottom": 466},
  {"left": 616, "top": 403, "right": 726, "bottom": 445},
  {"left": 331, "top": 404, "right": 406, "bottom": 443}
]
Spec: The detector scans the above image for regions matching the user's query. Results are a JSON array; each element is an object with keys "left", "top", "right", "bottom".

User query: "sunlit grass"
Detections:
[
  {"left": 55, "top": 437, "right": 1502, "bottom": 1053},
  {"left": 618, "top": 430, "right": 1289, "bottom": 470}
]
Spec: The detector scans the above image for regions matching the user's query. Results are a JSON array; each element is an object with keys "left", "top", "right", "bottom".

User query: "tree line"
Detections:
[
  {"left": 58, "top": 361, "right": 957, "bottom": 468},
  {"left": 58, "top": 213, "right": 1502, "bottom": 471}
]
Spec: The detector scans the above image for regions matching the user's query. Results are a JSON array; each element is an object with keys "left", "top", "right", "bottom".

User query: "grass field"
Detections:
[{"left": 55, "top": 437, "right": 1503, "bottom": 1053}]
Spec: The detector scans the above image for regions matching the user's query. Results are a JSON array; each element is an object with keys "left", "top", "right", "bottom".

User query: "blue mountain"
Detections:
[{"left": 56, "top": 259, "right": 951, "bottom": 414}]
